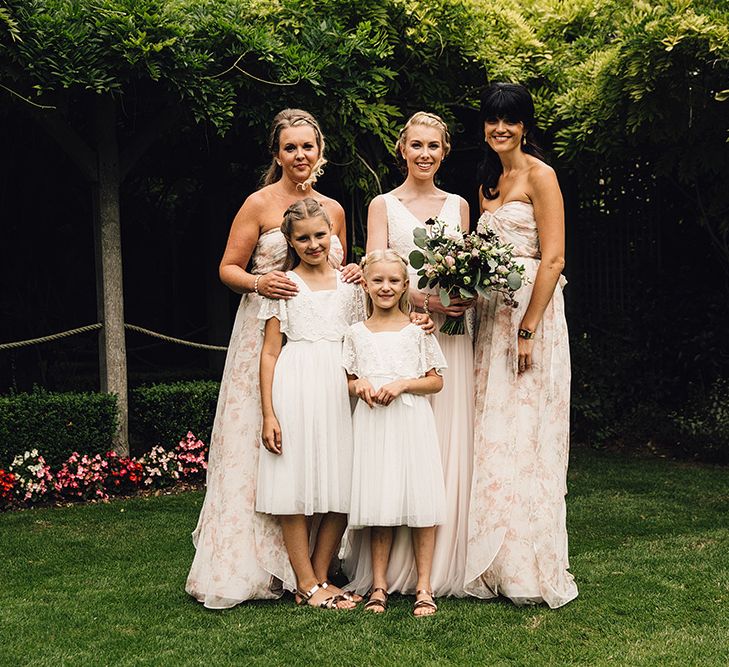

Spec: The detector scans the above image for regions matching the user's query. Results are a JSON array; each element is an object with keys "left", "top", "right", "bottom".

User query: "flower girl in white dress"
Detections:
[
  {"left": 342, "top": 249, "right": 448, "bottom": 617},
  {"left": 257, "top": 198, "right": 365, "bottom": 610}
]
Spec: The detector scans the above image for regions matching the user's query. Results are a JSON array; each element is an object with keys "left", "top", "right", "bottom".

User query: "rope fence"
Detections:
[{"left": 0, "top": 323, "right": 228, "bottom": 352}]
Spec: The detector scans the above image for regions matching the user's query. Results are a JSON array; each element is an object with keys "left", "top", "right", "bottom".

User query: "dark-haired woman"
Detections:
[
  {"left": 465, "top": 83, "right": 578, "bottom": 608},
  {"left": 185, "top": 109, "right": 360, "bottom": 608}
]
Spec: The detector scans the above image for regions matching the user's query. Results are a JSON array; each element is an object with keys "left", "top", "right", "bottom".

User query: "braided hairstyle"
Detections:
[{"left": 280, "top": 197, "right": 332, "bottom": 270}]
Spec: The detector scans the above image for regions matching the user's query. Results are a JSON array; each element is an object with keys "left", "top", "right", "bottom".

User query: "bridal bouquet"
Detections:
[{"left": 409, "top": 217, "right": 525, "bottom": 335}]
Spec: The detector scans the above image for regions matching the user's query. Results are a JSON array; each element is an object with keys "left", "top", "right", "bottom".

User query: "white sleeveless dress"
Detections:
[
  {"left": 185, "top": 230, "right": 344, "bottom": 608},
  {"left": 342, "top": 193, "right": 474, "bottom": 597},
  {"left": 256, "top": 270, "right": 364, "bottom": 516},
  {"left": 466, "top": 201, "right": 578, "bottom": 608}
]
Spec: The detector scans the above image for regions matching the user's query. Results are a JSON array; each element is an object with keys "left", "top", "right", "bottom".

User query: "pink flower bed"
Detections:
[{"left": 0, "top": 431, "right": 208, "bottom": 510}]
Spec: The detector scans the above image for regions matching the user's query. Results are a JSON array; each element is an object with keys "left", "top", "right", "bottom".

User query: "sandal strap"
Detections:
[
  {"left": 413, "top": 599, "right": 438, "bottom": 610},
  {"left": 319, "top": 594, "right": 347, "bottom": 609},
  {"left": 413, "top": 589, "right": 437, "bottom": 613},
  {"left": 369, "top": 587, "right": 389, "bottom": 599},
  {"left": 364, "top": 598, "right": 387, "bottom": 611},
  {"left": 296, "top": 582, "right": 321, "bottom": 601}
]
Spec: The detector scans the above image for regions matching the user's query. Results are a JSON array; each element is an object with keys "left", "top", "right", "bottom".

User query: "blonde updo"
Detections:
[
  {"left": 360, "top": 249, "right": 411, "bottom": 316},
  {"left": 280, "top": 197, "right": 332, "bottom": 270},
  {"left": 262, "top": 109, "right": 328, "bottom": 190},
  {"left": 395, "top": 111, "right": 452, "bottom": 171}
]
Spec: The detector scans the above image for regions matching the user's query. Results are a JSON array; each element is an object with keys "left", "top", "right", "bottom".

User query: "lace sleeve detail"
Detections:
[
  {"left": 257, "top": 296, "right": 288, "bottom": 333},
  {"left": 345, "top": 283, "right": 367, "bottom": 325},
  {"left": 418, "top": 329, "right": 448, "bottom": 376},
  {"left": 341, "top": 327, "right": 360, "bottom": 376}
]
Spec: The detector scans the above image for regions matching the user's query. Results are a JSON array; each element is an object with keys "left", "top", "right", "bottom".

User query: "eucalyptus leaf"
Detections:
[
  {"left": 413, "top": 237, "right": 427, "bottom": 250},
  {"left": 507, "top": 272, "right": 522, "bottom": 291},
  {"left": 418, "top": 275, "right": 429, "bottom": 289},
  {"left": 439, "top": 288, "right": 451, "bottom": 307},
  {"left": 413, "top": 227, "right": 427, "bottom": 239},
  {"left": 459, "top": 287, "right": 475, "bottom": 299},
  {"left": 409, "top": 250, "right": 425, "bottom": 269}
]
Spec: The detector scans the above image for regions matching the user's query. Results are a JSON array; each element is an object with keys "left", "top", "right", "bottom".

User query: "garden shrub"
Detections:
[
  {"left": 670, "top": 379, "right": 729, "bottom": 464},
  {"left": 129, "top": 380, "right": 219, "bottom": 450},
  {"left": 0, "top": 388, "right": 117, "bottom": 466}
]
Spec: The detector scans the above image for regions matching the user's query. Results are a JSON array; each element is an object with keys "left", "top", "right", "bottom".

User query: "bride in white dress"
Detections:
[{"left": 343, "top": 112, "right": 474, "bottom": 601}]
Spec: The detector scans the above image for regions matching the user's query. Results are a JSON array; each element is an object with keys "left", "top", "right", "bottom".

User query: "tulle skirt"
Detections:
[
  {"left": 348, "top": 376, "right": 446, "bottom": 528},
  {"left": 256, "top": 339, "right": 352, "bottom": 516}
]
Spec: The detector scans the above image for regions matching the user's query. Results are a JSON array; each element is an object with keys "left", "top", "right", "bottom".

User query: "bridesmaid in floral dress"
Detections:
[
  {"left": 465, "top": 83, "right": 578, "bottom": 608},
  {"left": 344, "top": 112, "right": 474, "bottom": 605},
  {"left": 185, "top": 109, "right": 360, "bottom": 608}
]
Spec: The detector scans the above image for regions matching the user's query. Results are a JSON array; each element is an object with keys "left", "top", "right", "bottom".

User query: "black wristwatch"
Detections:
[{"left": 518, "top": 328, "right": 535, "bottom": 340}]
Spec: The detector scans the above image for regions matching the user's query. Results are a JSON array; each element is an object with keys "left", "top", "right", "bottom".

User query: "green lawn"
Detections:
[{"left": 1, "top": 448, "right": 727, "bottom": 667}]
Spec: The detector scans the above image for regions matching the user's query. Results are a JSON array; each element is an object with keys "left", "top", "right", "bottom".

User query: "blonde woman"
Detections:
[{"left": 186, "top": 109, "right": 360, "bottom": 608}]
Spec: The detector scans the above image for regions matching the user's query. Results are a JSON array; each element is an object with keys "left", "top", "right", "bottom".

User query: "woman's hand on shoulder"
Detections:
[
  {"left": 339, "top": 262, "right": 363, "bottom": 284},
  {"left": 410, "top": 310, "right": 435, "bottom": 334},
  {"left": 257, "top": 271, "right": 298, "bottom": 299}
]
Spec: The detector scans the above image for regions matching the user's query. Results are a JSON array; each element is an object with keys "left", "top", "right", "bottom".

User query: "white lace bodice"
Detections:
[
  {"left": 342, "top": 322, "right": 447, "bottom": 381},
  {"left": 257, "top": 270, "right": 365, "bottom": 341}
]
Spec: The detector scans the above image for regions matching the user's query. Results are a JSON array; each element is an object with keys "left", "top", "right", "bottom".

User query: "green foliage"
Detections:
[
  {"left": 129, "top": 380, "right": 219, "bottom": 450},
  {"left": 534, "top": 0, "right": 729, "bottom": 268},
  {"left": 670, "top": 378, "right": 729, "bottom": 463},
  {"left": 0, "top": 388, "right": 117, "bottom": 466}
]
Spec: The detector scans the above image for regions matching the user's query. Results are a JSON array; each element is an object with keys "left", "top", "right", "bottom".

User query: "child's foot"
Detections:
[
  {"left": 363, "top": 587, "right": 389, "bottom": 614},
  {"left": 413, "top": 589, "right": 437, "bottom": 617},
  {"left": 296, "top": 583, "right": 355, "bottom": 610}
]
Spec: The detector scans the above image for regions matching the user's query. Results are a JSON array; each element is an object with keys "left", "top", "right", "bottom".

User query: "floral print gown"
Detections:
[
  {"left": 465, "top": 201, "right": 578, "bottom": 608},
  {"left": 185, "top": 229, "right": 344, "bottom": 608}
]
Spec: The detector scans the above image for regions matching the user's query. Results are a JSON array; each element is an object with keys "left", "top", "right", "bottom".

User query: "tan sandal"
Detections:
[
  {"left": 413, "top": 589, "right": 437, "bottom": 617},
  {"left": 296, "top": 582, "right": 350, "bottom": 610},
  {"left": 322, "top": 580, "right": 363, "bottom": 604},
  {"left": 364, "top": 587, "right": 389, "bottom": 613}
]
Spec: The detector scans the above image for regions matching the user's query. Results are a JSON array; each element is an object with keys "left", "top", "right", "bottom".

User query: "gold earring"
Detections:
[{"left": 275, "top": 158, "right": 282, "bottom": 166}]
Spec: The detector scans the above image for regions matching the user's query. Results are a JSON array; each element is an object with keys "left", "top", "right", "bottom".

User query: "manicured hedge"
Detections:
[
  {"left": 129, "top": 380, "right": 219, "bottom": 450},
  {"left": 0, "top": 388, "right": 117, "bottom": 466}
]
